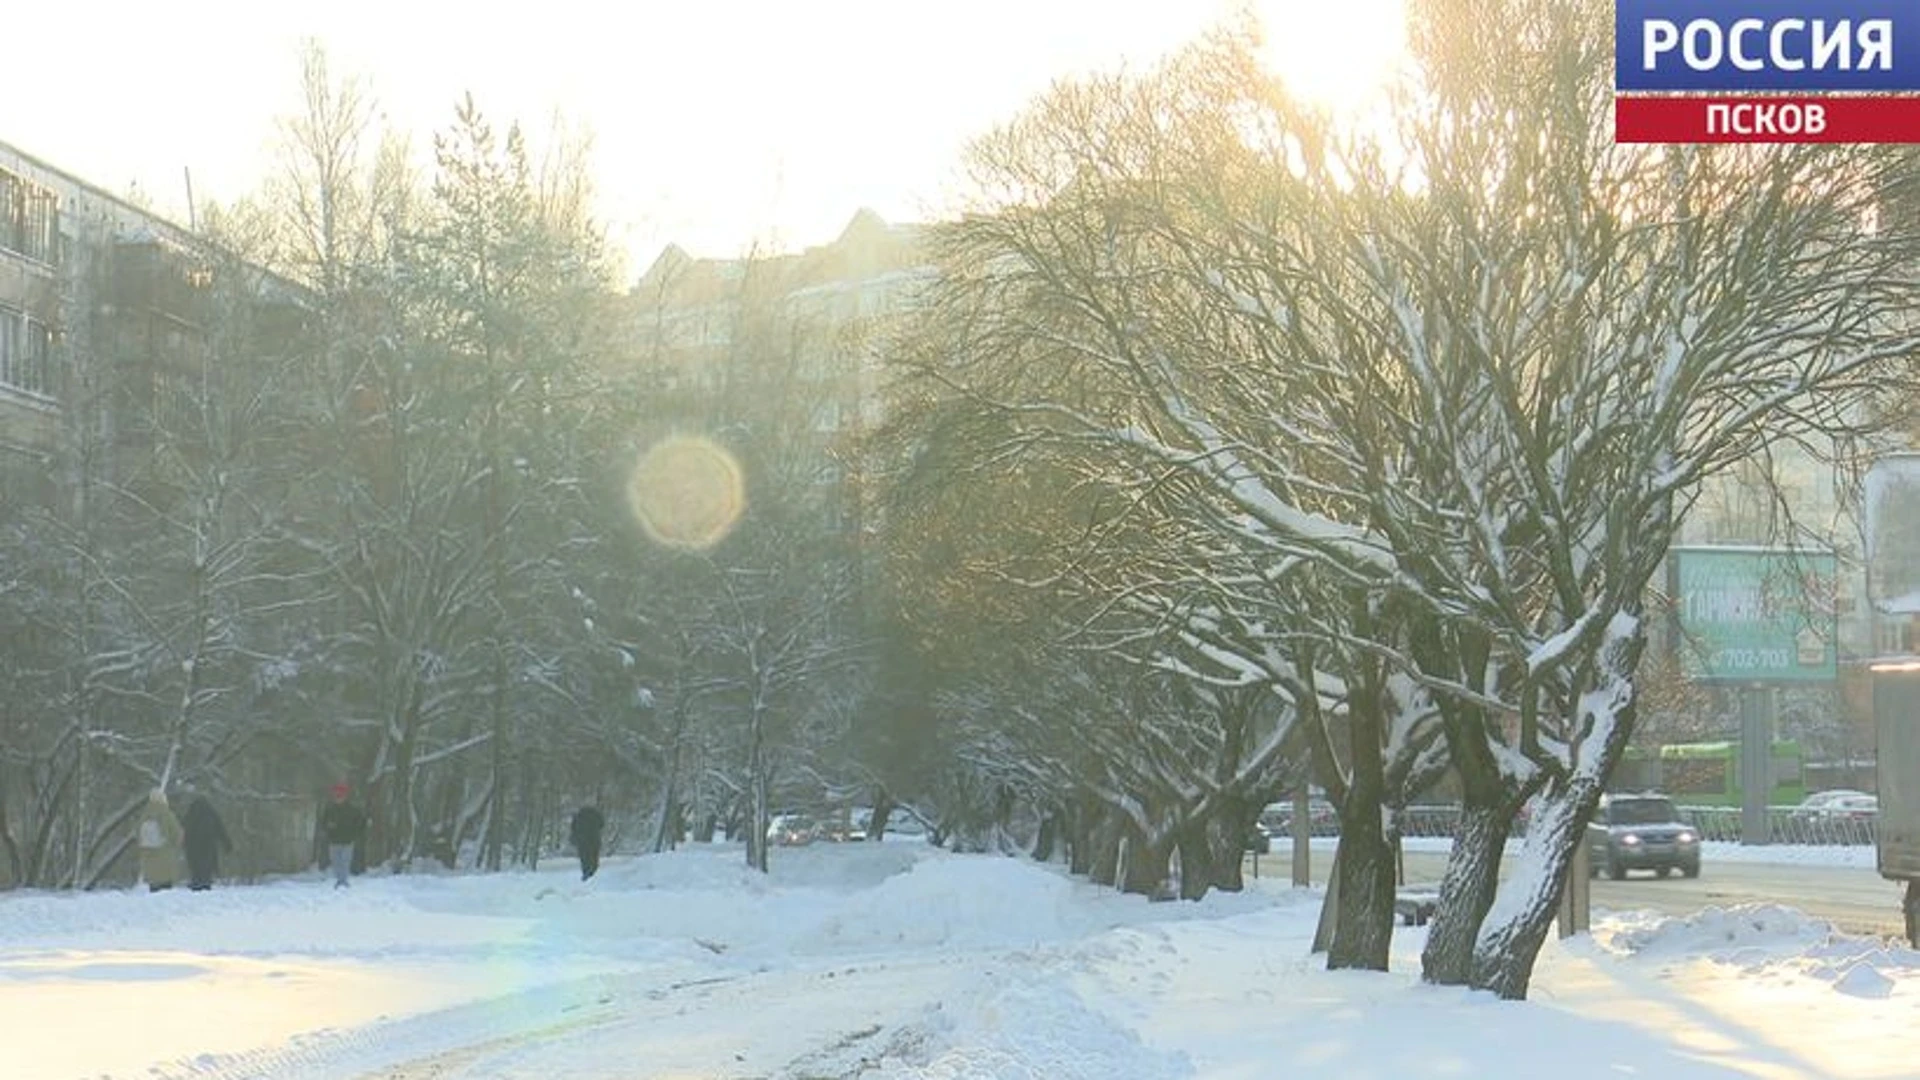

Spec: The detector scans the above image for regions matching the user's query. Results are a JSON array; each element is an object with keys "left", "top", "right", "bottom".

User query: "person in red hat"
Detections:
[{"left": 319, "top": 783, "right": 367, "bottom": 888}]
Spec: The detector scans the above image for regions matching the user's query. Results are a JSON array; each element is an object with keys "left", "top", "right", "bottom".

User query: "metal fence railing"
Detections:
[{"left": 1676, "top": 806, "right": 1877, "bottom": 846}]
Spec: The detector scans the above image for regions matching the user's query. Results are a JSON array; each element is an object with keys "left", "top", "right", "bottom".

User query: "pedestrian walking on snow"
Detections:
[
  {"left": 319, "top": 784, "right": 367, "bottom": 888},
  {"left": 570, "top": 805, "right": 606, "bottom": 881},
  {"left": 182, "top": 795, "right": 233, "bottom": 891},
  {"left": 137, "top": 789, "right": 185, "bottom": 892}
]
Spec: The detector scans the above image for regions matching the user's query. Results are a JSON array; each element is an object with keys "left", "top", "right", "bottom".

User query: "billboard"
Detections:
[{"left": 1671, "top": 546, "right": 1837, "bottom": 682}]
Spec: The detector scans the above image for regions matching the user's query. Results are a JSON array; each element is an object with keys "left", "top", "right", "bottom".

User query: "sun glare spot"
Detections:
[
  {"left": 627, "top": 436, "right": 746, "bottom": 551},
  {"left": 1250, "top": 0, "right": 1408, "bottom": 111}
]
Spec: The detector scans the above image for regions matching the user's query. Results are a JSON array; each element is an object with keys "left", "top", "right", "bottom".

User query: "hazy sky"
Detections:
[{"left": 2, "top": 1, "right": 1402, "bottom": 280}]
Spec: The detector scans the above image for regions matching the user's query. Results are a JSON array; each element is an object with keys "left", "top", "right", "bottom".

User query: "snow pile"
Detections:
[
  {"left": 535, "top": 843, "right": 1267, "bottom": 958},
  {"left": 0, "top": 878, "right": 529, "bottom": 959},
  {"left": 371, "top": 843, "right": 940, "bottom": 959},
  {"left": 860, "top": 971, "right": 1191, "bottom": 1080},
  {"left": 1587, "top": 904, "right": 1920, "bottom": 1002},
  {"left": 1593, "top": 903, "right": 1833, "bottom": 962},
  {"left": 805, "top": 853, "right": 1082, "bottom": 951},
  {"left": 1797, "top": 936, "right": 1920, "bottom": 998}
]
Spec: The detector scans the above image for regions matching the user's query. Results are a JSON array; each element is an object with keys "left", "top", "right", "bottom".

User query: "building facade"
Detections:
[
  {"left": 0, "top": 139, "right": 316, "bottom": 888},
  {"left": 0, "top": 140, "right": 310, "bottom": 500},
  {"left": 624, "top": 208, "right": 934, "bottom": 541}
]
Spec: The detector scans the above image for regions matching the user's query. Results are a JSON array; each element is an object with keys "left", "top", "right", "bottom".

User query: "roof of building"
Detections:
[{"left": 632, "top": 208, "right": 930, "bottom": 306}]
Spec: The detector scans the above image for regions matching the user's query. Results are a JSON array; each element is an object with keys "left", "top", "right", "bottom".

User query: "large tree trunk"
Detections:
[
  {"left": 1422, "top": 802, "right": 1513, "bottom": 985},
  {"left": 745, "top": 697, "right": 772, "bottom": 873},
  {"left": 1468, "top": 616, "right": 1645, "bottom": 999},
  {"left": 1032, "top": 808, "right": 1060, "bottom": 863},
  {"left": 746, "top": 778, "right": 770, "bottom": 873},
  {"left": 0, "top": 770, "right": 21, "bottom": 885},
  {"left": 866, "top": 788, "right": 895, "bottom": 843},
  {"left": 1119, "top": 829, "right": 1172, "bottom": 898},
  {"left": 1203, "top": 813, "right": 1247, "bottom": 894},
  {"left": 652, "top": 698, "right": 692, "bottom": 852},
  {"left": 1067, "top": 805, "right": 1095, "bottom": 876},
  {"left": 1325, "top": 671, "right": 1396, "bottom": 971},
  {"left": 1172, "top": 810, "right": 1248, "bottom": 900},
  {"left": 1175, "top": 819, "right": 1213, "bottom": 900},
  {"left": 991, "top": 786, "right": 1018, "bottom": 854},
  {"left": 1327, "top": 817, "right": 1397, "bottom": 970},
  {"left": 1468, "top": 780, "right": 1598, "bottom": 998},
  {"left": 1087, "top": 812, "right": 1123, "bottom": 887},
  {"left": 1411, "top": 620, "right": 1516, "bottom": 985},
  {"left": 649, "top": 773, "right": 682, "bottom": 854}
]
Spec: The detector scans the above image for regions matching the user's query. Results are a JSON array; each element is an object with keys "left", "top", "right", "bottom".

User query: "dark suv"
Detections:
[{"left": 1587, "top": 793, "right": 1700, "bottom": 880}]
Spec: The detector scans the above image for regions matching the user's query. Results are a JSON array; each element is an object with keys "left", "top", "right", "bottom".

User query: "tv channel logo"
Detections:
[{"left": 1615, "top": 0, "right": 1920, "bottom": 142}]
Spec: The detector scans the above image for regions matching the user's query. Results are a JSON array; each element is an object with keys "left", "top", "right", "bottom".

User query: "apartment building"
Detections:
[
  {"left": 0, "top": 139, "right": 307, "bottom": 504},
  {"left": 625, "top": 208, "right": 934, "bottom": 537}
]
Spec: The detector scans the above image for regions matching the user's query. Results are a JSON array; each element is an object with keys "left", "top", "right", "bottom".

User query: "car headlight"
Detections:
[
  {"left": 1677, "top": 831, "right": 1697, "bottom": 844},
  {"left": 1620, "top": 833, "right": 1641, "bottom": 845}
]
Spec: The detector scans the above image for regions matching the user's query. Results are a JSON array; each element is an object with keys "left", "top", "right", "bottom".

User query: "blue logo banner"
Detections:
[{"left": 1617, "top": 0, "right": 1920, "bottom": 91}]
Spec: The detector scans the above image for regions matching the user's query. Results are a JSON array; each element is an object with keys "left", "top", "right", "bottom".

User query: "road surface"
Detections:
[{"left": 1247, "top": 846, "right": 1910, "bottom": 937}]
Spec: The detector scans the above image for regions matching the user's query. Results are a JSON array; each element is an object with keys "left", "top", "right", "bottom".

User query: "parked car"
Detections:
[
  {"left": 846, "top": 806, "right": 931, "bottom": 841},
  {"left": 1792, "top": 790, "right": 1879, "bottom": 822},
  {"left": 1258, "top": 797, "right": 1338, "bottom": 837},
  {"left": 1587, "top": 793, "right": 1700, "bottom": 880},
  {"left": 1787, "top": 790, "right": 1878, "bottom": 844},
  {"left": 886, "top": 810, "right": 930, "bottom": 837},
  {"left": 767, "top": 812, "right": 818, "bottom": 847}
]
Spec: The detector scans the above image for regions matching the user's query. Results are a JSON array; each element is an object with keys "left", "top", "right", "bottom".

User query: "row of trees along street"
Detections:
[
  {"left": 6, "top": 0, "right": 1920, "bottom": 1002},
  {"left": 874, "top": 1, "right": 1920, "bottom": 999}
]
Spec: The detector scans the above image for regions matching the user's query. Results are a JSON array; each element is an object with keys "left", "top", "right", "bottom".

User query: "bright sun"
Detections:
[{"left": 1248, "top": 0, "right": 1409, "bottom": 111}]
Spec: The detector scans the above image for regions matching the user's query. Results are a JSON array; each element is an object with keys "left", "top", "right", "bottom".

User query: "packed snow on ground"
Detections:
[{"left": 3, "top": 841, "right": 1916, "bottom": 1079}]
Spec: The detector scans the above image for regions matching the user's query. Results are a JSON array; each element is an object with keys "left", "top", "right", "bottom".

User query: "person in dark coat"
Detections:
[
  {"left": 570, "top": 805, "right": 606, "bottom": 880},
  {"left": 319, "top": 784, "right": 368, "bottom": 889},
  {"left": 181, "top": 795, "right": 233, "bottom": 891}
]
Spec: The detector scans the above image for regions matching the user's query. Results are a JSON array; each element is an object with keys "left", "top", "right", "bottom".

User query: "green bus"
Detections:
[{"left": 1614, "top": 739, "right": 1805, "bottom": 807}]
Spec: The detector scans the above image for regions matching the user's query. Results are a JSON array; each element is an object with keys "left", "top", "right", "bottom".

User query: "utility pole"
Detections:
[
  {"left": 1291, "top": 783, "right": 1311, "bottom": 887},
  {"left": 1559, "top": 842, "right": 1590, "bottom": 937},
  {"left": 1739, "top": 684, "right": 1774, "bottom": 845},
  {"left": 1561, "top": 728, "right": 1592, "bottom": 937}
]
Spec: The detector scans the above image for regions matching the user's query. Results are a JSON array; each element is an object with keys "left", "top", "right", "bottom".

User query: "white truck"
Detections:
[{"left": 1871, "top": 663, "right": 1920, "bottom": 946}]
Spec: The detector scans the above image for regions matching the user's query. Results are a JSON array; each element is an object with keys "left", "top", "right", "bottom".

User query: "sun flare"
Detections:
[
  {"left": 1249, "top": 0, "right": 1409, "bottom": 111},
  {"left": 627, "top": 435, "right": 747, "bottom": 551}
]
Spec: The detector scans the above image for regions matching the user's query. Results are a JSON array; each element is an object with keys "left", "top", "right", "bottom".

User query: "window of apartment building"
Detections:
[
  {"left": 150, "top": 368, "right": 199, "bottom": 437},
  {"left": 0, "top": 169, "right": 59, "bottom": 265},
  {"left": 0, "top": 307, "right": 56, "bottom": 398},
  {"left": 0, "top": 443, "right": 52, "bottom": 507}
]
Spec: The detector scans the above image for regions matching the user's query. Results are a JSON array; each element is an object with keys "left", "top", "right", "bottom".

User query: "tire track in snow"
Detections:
[
  {"left": 343, "top": 944, "right": 1174, "bottom": 1080},
  {"left": 141, "top": 966, "right": 731, "bottom": 1080},
  {"left": 141, "top": 949, "right": 962, "bottom": 1080},
  {"left": 341, "top": 949, "right": 960, "bottom": 1076}
]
